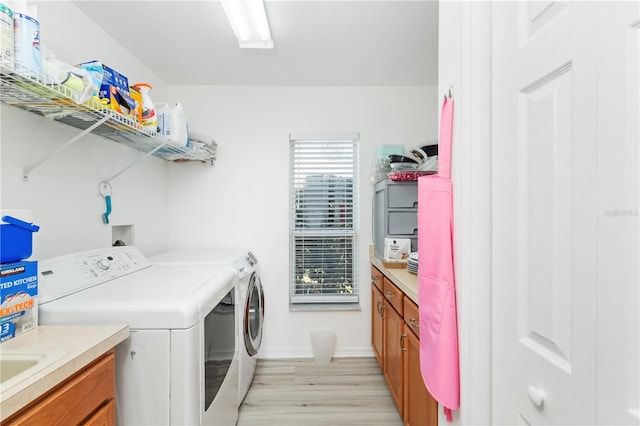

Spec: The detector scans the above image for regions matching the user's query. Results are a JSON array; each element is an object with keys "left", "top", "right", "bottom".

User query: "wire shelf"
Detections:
[{"left": 0, "top": 59, "right": 216, "bottom": 164}]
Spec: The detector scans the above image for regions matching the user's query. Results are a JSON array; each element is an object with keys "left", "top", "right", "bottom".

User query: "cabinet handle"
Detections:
[
  {"left": 376, "top": 300, "right": 382, "bottom": 314},
  {"left": 400, "top": 333, "right": 407, "bottom": 351},
  {"left": 385, "top": 291, "right": 394, "bottom": 299},
  {"left": 409, "top": 318, "right": 419, "bottom": 329}
]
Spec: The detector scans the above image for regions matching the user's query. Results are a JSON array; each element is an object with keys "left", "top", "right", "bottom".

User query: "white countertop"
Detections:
[
  {"left": 370, "top": 256, "right": 418, "bottom": 304},
  {"left": 0, "top": 325, "right": 129, "bottom": 421}
]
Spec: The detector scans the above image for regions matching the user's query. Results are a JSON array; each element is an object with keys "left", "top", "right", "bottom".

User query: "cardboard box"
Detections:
[
  {"left": 1, "top": 260, "right": 38, "bottom": 342},
  {"left": 76, "top": 60, "right": 135, "bottom": 116},
  {"left": 383, "top": 237, "right": 411, "bottom": 263}
]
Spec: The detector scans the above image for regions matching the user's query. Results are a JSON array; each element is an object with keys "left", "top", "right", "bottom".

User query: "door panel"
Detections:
[{"left": 517, "top": 67, "right": 573, "bottom": 371}]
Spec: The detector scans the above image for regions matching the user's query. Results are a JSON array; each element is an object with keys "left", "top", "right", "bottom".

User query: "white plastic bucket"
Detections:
[{"left": 310, "top": 329, "right": 336, "bottom": 366}]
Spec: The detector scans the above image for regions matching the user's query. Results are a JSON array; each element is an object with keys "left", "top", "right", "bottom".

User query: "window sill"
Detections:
[{"left": 289, "top": 303, "right": 361, "bottom": 312}]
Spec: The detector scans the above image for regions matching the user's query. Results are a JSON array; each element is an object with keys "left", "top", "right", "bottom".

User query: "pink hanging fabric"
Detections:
[{"left": 418, "top": 95, "right": 459, "bottom": 422}]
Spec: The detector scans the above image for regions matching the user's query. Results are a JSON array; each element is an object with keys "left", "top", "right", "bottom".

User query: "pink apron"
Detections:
[{"left": 418, "top": 95, "right": 459, "bottom": 422}]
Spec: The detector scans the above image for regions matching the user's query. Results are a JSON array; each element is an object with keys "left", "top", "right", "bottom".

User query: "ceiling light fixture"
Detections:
[{"left": 221, "top": 0, "right": 274, "bottom": 49}]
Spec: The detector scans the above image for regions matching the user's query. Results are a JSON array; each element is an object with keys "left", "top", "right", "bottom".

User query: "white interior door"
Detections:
[
  {"left": 596, "top": 2, "right": 640, "bottom": 424},
  {"left": 492, "top": 2, "right": 598, "bottom": 424}
]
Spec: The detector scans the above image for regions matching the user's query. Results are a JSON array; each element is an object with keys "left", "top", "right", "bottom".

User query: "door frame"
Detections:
[{"left": 439, "top": 2, "right": 493, "bottom": 424}]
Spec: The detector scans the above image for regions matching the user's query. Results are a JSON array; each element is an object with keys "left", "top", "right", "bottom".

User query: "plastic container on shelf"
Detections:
[
  {"left": 12, "top": 1, "right": 40, "bottom": 77},
  {"left": 0, "top": 2, "right": 14, "bottom": 63},
  {"left": 132, "top": 82, "right": 157, "bottom": 129},
  {"left": 156, "top": 101, "right": 189, "bottom": 147}
]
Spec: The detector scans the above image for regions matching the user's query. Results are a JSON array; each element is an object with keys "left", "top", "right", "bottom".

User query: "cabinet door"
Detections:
[
  {"left": 404, "top": 325, "right": 437, "bottom": 426},
  {"left": 384, "top": 304, "right": 404, "bottom": 417},
  {"left": 372, "top": 285, "right": 385, "bottom": 369}
]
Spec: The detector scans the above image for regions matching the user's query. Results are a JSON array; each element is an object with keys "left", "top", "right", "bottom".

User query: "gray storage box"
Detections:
[{"left": 373, "top": 180, "right": 418, "bottom": 259}]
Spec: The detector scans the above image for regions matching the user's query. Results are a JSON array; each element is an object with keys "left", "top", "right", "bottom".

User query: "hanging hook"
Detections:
[
  {"left": 444, "top": 85, "right": 454, "bottom": 100},
  {"left": 99, "top": 181, "right": 113, "bottom": 224}
]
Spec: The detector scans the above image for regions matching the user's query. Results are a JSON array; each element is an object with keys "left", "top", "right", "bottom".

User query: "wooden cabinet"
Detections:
[
  {"left": 403, "top": 298, "right": 438, "bottom": 426},
  {"left": 371, "top": 264, "right": 438, "bottom": 426},
  {"left": 383, "top": 280, "right": 405, "bottom": 416},
  {"left": 4, "top": 350, "right": 116, "bottom": 426}
]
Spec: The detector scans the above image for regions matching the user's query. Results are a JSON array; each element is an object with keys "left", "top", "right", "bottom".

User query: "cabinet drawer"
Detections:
[
  {"left": 383, "top": 278, "right": 404, "bottom": 315},
  {"left": 387, "top": 182, "right": 418, "bottom": 208},
  {"left": 371, "top": 265, "right": 383, "bottom": 292},
  {"left": 83, "top": 399, "right": 115, "bottom": 426},
  {"left": 387, "top": 211, "right": 417, "bottom": 235},
  {"left": 404, "top": 297, "right": 420, "bottom": 337}
]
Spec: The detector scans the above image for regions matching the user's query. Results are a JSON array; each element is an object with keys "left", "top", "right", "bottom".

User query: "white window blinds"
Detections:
[{"left": 289, "top": 134, "right": 359, "bottom": 304}]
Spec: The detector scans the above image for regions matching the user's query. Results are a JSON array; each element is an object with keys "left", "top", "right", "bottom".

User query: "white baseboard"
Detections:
[{"left": 257, "top": 346, "right": 374, "bottom": 360}]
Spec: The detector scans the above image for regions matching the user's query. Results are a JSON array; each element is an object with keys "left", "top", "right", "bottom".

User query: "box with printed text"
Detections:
[
  {"left": 76, "top": 60, "right": 135, "bottom": 116},
  {"left": 1, "top": 260, "right": 38, "bottom": 342}
]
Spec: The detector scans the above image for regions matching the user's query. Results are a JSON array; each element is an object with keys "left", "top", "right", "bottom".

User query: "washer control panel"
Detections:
[{"left": 38, "top": 246, "right": 151, "bottom": 303}]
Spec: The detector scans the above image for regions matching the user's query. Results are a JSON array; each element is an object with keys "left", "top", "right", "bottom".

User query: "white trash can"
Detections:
[{"left": 310, "top": 329, "right": 336, "bottom": 366}]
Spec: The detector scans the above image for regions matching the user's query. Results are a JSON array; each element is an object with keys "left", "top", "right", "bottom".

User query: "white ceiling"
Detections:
[{"left": 72, "top": 0, "right": 439, "bottom": 86}]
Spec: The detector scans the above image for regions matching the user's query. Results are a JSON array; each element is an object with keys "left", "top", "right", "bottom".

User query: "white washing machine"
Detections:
[
  {"left": 37, "top": 246, "right": 239, "bottom": 425},
  {"left": 150, "top": 248, "right": 264, "bottom": 405}
]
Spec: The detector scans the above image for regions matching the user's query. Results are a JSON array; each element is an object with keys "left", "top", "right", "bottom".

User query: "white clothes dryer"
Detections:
[
  {"left": 37, "top": 246, "right": 239, "bottom": 425},
  {"left": 150, "top": 248, "right": 264, "bottom": 405}
]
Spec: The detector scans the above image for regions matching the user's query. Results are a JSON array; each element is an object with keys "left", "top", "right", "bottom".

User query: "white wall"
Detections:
[
  {"left": 1, "top": 1, "right": 171, "bottom": 259},
  {"left": 166, "top": 85, "right": 439, "bottom": 358}
]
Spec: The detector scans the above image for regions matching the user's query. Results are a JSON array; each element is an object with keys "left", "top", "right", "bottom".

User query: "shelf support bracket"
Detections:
[
  {"left": 101, "top": 139, "right": 171, "bottom": 185},
  {"left": 23, "top": 114, "right": 111, "bottom": 181}
]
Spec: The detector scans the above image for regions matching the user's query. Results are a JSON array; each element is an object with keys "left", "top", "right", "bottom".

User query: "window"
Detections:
[{"left": 289, "top": 133, "right": 359, "bottom": 305}]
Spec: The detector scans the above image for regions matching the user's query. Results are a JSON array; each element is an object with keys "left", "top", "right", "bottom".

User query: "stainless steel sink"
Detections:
[{"left": 0, "top": 350, "right": 67, "bottom": 390}]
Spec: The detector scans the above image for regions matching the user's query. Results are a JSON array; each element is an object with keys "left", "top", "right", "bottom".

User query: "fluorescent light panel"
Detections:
[{"left": 221, "top": 0, "right": 273, "bottom": 49}]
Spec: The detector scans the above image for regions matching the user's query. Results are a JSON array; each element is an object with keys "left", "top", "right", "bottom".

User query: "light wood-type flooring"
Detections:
[{"left": 237, "top": 357, "right": 403, "bottom": 426}]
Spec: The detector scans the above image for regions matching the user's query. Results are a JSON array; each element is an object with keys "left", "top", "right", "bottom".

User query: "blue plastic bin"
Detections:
[{"left": 0, "top": 216, "right": 40, "bottom": 264}]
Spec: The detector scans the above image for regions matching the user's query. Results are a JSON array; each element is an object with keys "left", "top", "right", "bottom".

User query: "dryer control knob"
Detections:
[{"left": 96, "top": 259, "right": 110, "bottom": 270}]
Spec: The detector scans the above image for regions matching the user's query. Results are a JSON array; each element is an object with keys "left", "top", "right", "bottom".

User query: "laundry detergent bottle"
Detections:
[{"left": 132, "top": 83, "right": 157, "bottom": 129}]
